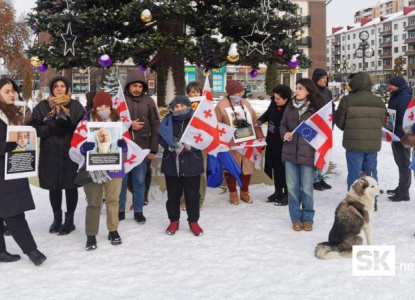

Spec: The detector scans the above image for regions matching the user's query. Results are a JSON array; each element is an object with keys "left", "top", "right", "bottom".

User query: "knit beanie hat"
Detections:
[
  {"left": 168, "top": 95, "right": 191, "bottom": 111},
  {"left": 49, "top": 76, "right": 70, "bottom": 96},
  {"left": 389, "top": 76, "right": 407, "bottom": 88},
  {"left": 312, "top": 68, "right": 328, "bottom": 84},
  {"left": 225, "top": 80, "right": 244, "bottom": 95},
  {"left": 93, "top": 91, "right": 113, "bottom": 109}
]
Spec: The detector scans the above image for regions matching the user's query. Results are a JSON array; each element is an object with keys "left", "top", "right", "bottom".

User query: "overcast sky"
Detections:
[{"left": 14, "top": 0, "right": 379, "bottom": 34}]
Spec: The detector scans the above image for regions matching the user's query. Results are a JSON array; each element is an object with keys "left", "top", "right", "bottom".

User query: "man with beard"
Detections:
[{"left": 118, "top": 70, "right": 160, "bottom": 224}]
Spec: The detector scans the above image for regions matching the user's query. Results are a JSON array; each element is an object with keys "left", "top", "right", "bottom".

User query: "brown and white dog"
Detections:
[{"left": 315, "top": 174, "right": 384, "bottom": 259}]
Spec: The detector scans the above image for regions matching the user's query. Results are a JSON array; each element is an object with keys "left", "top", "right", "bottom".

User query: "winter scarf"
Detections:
[
  {"left": 158, "top": 108, "right": 193, "bottom": 148},
  {"left": 47, "top": 94, "right": 71, "bottom": 119},
  {"left": 292, "top": 98, "right": 310, "bottom": 117}
]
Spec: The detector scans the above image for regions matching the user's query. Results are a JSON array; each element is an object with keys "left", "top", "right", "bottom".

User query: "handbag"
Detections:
[
  {"left": 73, "top": 167, "right": 93, "bottom": 186},
  {"left": 400, "top": 133, "right": 415, "bottom": 148}
]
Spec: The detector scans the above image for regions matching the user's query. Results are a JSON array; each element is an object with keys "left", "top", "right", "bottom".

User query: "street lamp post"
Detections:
[
  {"left": 355, "top": 31, "right": 374, "bottom": 71},
  {"left": 337, "top": 55, "right": 356, "bottom": 93}
]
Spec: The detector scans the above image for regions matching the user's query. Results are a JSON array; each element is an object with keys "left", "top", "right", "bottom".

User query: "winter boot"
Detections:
[
  {"left": 267, "top": 189, "right": 282, "bottom": 203},
  {"left": 292, "top": 222, "right": 302, "bottom": 231},
  {"left": 118, "top": 211, "right": 125, "bottom": 221},
  {"left": 58, "top": 212, "right": 76, "bottom": 235},
  {"left": 86, "top": 236, "right": 97, "bottom": 251},
  {"left": 386, "top": 187, "right": 399, "bottom": 195},
  {"left": 240, "top": 191, "right": 253, "bottom": 203},
  {"left": 108, "top": 231, "right": 122, "bottom": 245},
  {"left": 303, "top": 222, "right": 313, "bottom": 231},
  {"left": 229, "top": 192, "right": 239, "bottom": 205},
  {"left": 26, "top": 249, "right": 47, "bottom": 266},
  {"left": 319, "top": 179, "right": 332, "bottom": 190},
  {"left": 189, "top": 222, "right": 203, "bottom": 236},
  {"left": 275, "top": 192, "right": 288, "bottom": 206},
  {"left": 4, "top": 224, "right": 11, "bottom": 236},
  {"left": 313, "top": 182, "right": 324, "bottom": 191},
  {"left": 135, "top": 212, "right": 146, "bottom": 225},
  {"left": 166, "top": 221, "right": 179, "bottom": 235},
  {"left": 49, "top": 210, "right": 62, "bottom": 234},
  {"left": 0, "top": 251, "right": 21, "bottom": 262},
  {"left": 388, "top": 193, "right": 410, "bottom": 202}
]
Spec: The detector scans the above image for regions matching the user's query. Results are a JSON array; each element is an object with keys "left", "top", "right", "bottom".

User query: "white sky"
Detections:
[{"left": 14, "top": 0, "right": 380, "bottom": 35}]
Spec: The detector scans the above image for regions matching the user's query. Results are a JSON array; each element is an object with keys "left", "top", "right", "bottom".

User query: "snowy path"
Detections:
[{"left": 2, "top": 127, "right": 415, "bottom": 300}]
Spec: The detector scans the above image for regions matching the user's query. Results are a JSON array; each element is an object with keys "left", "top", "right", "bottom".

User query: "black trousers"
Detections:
[
  {"left": 273, "top": 161, "right": 286, "bottom": 191},
  {"left": 392, "top": 142, "right": 412, "bottom": 195},
  {"left": 165, "top": 175, "right": 200, "bottom": 223},
  {"left": 144, "top": 160, "right": 152, "bottom": 200},
  {"left": 0, "top": 213, "right": 37, "bottom": 254}
]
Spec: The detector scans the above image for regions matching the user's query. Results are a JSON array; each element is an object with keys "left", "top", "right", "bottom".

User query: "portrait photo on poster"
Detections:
[
  {"left": 5, "top": 126, "right": 38, "bottom": 180},
  {"left": 225, "top": 105, "right": 256, "bottom": 143},
  {"left": 384, "top": 108, "right": 396, "bottom": 133},
  {"left": 86, "top": 122, "right": 122, "bottom": 171}
]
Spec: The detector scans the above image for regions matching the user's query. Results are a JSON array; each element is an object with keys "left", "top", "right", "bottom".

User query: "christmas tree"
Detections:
[
  {"left": 27, "top": 0, "right": 309, "bottom": 105},
  {"left": 392, "top": 56, "right": 405, "bottom": 77},
  {"left": 102, "top": 69, "right": 119, "bottom": 96}
]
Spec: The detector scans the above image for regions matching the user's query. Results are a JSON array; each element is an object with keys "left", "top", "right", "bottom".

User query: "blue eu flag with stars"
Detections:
[{"left": 295, "top": 122, "right": 318, "bottom": 143}]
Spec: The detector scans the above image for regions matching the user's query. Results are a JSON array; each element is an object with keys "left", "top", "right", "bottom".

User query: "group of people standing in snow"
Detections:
[{"left": 0, "top": 66, "right": 413, "bottom": 266}]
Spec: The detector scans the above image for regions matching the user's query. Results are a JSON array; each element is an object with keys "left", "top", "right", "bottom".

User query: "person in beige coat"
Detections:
[{"left": 215, "top": 80, "right": 264, "bottom": 205}]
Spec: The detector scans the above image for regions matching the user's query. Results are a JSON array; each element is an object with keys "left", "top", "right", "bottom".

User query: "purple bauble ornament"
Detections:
[
  {"left": 250, "top": 69, "right": 259, "bottom": 78},
  {"left": 98, "top": 54, "right": 112, "bottom": 68},
  {"left": 277, "top": 48, "right": 283, "bottom": 56},
  {"left": 139, "top": 65, "right": 148, "bottom": 72},
  {"left": 30, "top": 23, "right": 38, "bottom": 31},
  {"left": 287, "top": 60, "right": 299, "bottom": 68},
  {"left": 37, "top": 63, "right": 48, "bottom": 72}
]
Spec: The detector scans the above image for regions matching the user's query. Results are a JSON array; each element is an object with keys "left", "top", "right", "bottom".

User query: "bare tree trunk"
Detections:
[{"left": 157, "top": 19, "right": 185, "bottom": 107}]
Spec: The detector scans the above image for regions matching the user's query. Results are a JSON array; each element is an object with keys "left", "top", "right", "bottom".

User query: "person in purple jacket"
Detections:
[{"left": 79, "top": 92, "right": 127, "bottom": 251}]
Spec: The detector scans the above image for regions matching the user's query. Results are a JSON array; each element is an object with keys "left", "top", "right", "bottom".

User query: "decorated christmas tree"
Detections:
[
  {"left": 102, "top": 69, "right": 119, "bottom": 96},
  {"left": 392, "top": 56, "right": 405, "bottom": 77},
  {"left": 27, "top": 0, "right": 309, "bottom": 105}
]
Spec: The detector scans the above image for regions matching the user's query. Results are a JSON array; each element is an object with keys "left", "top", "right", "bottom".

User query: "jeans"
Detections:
[
  {"left": 119, "top": 162, "right": 148, "bottom": 213},
  {"left": 285, "top": 161, "right": 315, "bottom": 224},
  {"left": 314, "top": 168, "right": 324, "bottom": 183},
  {"left": 345, "top": 151, "right": 378, "bottom": 191}
]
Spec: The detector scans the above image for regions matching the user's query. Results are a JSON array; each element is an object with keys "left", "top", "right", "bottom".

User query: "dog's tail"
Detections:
[{"left": 315, "top": 242, "right": 341, "bottom": 260}]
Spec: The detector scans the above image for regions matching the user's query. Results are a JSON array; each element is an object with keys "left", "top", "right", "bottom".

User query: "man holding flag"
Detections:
[{"left": 118, "top": 70, "right": 160, "bottom": 224}]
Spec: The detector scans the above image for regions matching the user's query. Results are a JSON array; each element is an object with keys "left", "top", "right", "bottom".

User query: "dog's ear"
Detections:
[
  {"left": 358, "top": 178, "right": 369, "bottom": 189},
  {"left": 360, "top": 171, "right": 366, "bottom": 178}
]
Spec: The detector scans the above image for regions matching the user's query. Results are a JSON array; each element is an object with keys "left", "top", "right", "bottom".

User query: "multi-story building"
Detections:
[
  {"left": 327, "top": 6, "right": 415, "bottom": 86},
  {"left": 354, "top": 0, "right": 407, "bottom": 23}
]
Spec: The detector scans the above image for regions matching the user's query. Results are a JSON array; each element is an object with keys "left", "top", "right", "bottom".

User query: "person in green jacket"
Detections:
[{"left": 334, "top": 72, "right": 386, "bottom": 193}]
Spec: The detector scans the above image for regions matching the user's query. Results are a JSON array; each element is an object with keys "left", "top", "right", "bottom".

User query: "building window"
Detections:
[
  {"left": 371, "top": 40, "right": 375, "bottom": 45},
  {"left": 371, "top": 29, "right": 375, "bottom": 35},
  {"left": 378, "top": 49, "right": 382, "bottom": 55},
  {"left": 353, "top": 43, "right": 356, "bottom": 49},
  {"left": 404, "top": 22, "right": 407, "bottom": 27},
  {"left": 378, "top": 60, "right": 382, "bottom": 66},
  {"left": 348, "top": 45, "right": 350, "bottom": 50},
  {"left": 394, "top": 35, "right": 398, "bottom": 41},
  {"left": 342, "top": 36, "right": 345, "bottom": 41},
  {"left": 385, "top": 59, "right": 392, "bottom": 66},
  {"left": 348, "top": 54, "right": 351, "bottom": 59},
  {"left": 353, "top": 34, "right": 356, "bottom": 39},
  {"left": 411, "top": 31, "right": 415, "bottom": 38},
  {"left": 342, "top": 46, "right": 345, "bottom": 51},
  {"left": 411, "top": 20, "right": 415, "bottom": 25},
  {"left": 365, "top": 62, "right": 368, "bottom": 68},
  {"left": 347, "top": 35, "right": 350, "bottom": 40},
  {"left": 403, "top": 46, "right": 407, "bottom": 52},
  {"left": 394, "top": 47, "right": 399, "bottom": 53},
  {"left": 327, "top": 39, "right": 330, "bottom": 45},
  {"left": 359, "top": 63, "right": 362, "bottom": 68},
  {"left": 403, "top": 33, "right": 407, "bottom": 40},
  {"left": 379, "top": 38, "right": 382, "bottom": 44},
  {"left": 378, "top": 28, "right": 382, "bottom": 33},
  {"left": 412, "top": 69, "right": 415, "bottom": 76},
  {"left": 327, "top": 58, "right": 330, "bottom": 62},
  {"left": 394, "top": 24, "right": 398, "bottom": 30},
  {"left": 371, "top": 61, "right": 375, "bottom": 67}
]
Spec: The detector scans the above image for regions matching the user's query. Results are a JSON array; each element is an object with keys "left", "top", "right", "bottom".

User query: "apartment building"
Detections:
[
  {"left": 354, "top": 0, "right": 407, "bottom": 23},
  {"left": 327, "top": 6, "right": 415, "bottom": 86}
]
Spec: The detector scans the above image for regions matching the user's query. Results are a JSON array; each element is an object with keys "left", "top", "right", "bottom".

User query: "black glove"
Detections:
[
  {"left": 56, "top": 117, "right": 76, "bottom": 131},
  {"left": 4, "top": 142, "right": 17, "bottom": 153},
  {"left": 117, "top": 139, "right": 126, "bottom": 149},
  {"left": 81, "top": 142, "right": 95, "bottom": 152}
]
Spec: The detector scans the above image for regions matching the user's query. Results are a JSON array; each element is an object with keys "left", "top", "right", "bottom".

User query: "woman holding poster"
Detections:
[
  {"left": 0, "top": 78, "right": 47, "bottom": 266},
  {"left": 215, "top": 80, "right": 264, "bottom": 205},
  {"left": 30, "top": 76, "right": 85, "bottom": 236}
]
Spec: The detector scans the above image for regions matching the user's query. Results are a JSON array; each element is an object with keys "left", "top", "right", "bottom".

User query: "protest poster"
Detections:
[{"left": 225, "top": 105, "right": 256, "bottom": 143}]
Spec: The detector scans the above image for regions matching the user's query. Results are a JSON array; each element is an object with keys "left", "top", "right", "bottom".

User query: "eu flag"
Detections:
[{"left": 295, "top": 122, "right": 318, "bottom": 143}]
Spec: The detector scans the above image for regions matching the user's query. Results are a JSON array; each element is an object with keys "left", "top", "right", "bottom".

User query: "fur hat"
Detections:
[
  {"left": 225, "top": 80, "right": 244, "bottom": 95},
  {"left": 93, "top": 91, "right": 113, "bottom": 109},
  {"left": 389, "top": 76, "right": 407, "bottom": 88}
]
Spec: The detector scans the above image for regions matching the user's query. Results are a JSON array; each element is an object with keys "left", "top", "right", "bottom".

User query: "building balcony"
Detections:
[
  {"left": 404, "top": 24, "right": 415, "bottom": 31},
  {"left": 379, "top": 53, "right": 393, "bottom": 59},
  {"left": 383, "top": 65, "right": 393, "bottom": 70},
  {"left": 295, "top": 15, "right": 311, "bottom": 27},
  {"left": 333, "top": 60, "right": 341, "bottom": 65},
  {"left": 405, "top": 37, "right": 415, "bottom": 44},
  {"left": 296, "top": 36, "right": 312, "bottom": 48},
  {"left": 379, "top": 41, "right": 392, "bottom": 47},
  {"left": 379, "top": 30, "right": 392, "bottom": 36},
  {"left": 333, "top": 50, "right": 341, "bottom": 55},
  {"left": 405, "top": 50, "right": 415, "bottom": 56},
  {"left": 332, "top": 40, "right": 341, "bottom": 46}
]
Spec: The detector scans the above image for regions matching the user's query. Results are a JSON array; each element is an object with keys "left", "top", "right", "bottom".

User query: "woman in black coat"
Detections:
[
  {"left": 0, "top": 78, "right": 46, "bottom": 266},
  {"left": 256, "top": 85, "right": 292, "bottom": 206},
  {"left": 30, "top": 76, "right": 85, "bottom": 235}
]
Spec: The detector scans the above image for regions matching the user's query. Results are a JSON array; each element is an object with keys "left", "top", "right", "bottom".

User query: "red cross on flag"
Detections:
[
  {"left": 232, "top": 138, "right": 267, "bottom": 170},
  {"left": 402, "top": 98, "right": 415, "bottom": 133},
  {"left": 180, "top": 99, "right": 235, "bottom": 156},
  {"left": 202, "top": 76, "right": 213, "bottom": 101},
  {"left": 69, "top": 83, "right": 149, "bottom": 173}
]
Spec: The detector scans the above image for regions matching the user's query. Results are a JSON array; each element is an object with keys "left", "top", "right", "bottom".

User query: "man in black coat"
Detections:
[
  {"left": 387, "top": 76, "right": 413, "bottom": 201},
  {"left": 312, "top": 68, "right": 333, "bottom": 191}
]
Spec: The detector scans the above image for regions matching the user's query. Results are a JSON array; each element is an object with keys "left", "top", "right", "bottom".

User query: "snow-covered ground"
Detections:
[{"left": 2, "top": 109, "right": 415, "bottom": 300}]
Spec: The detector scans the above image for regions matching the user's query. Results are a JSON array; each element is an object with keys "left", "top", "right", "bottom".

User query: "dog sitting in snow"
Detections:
[{"left": 315, "top": 174, "right": 384, "bottom": 259}]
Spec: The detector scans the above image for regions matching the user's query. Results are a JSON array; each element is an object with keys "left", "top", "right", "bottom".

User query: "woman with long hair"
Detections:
[
  {"left": 0, "top": 78, "right": 46, "bottom": 265},
  {"left": 280, "top": 78, "right": 324, "bottom": 231},
  {"left": 30, "top": 76, "right": 85, "bottom": 235}
]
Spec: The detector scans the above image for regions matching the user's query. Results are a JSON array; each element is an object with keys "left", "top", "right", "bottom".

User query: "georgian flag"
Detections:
[
  {"left": 382, "top": 127, "right": 400, "bottom": 143},
  {"left": 203, "top": 76, "right": 213, "bottom": 101},
  {"left": 402, "top": 98, "right": 415, "bottom": 133},
  {"left": 180, "top": 99, "right": 235, "bottom": 156},
  {"left": 69, "top": 83, "right": 149, "bottom": 173},
  {"left": 232, "top": 138, "right": 267, "bottom": 170},
  {"left": 294, "top": 101, "right": 333, "bottom": 173}
]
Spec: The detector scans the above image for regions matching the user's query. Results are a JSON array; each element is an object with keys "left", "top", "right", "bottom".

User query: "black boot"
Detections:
[
  {"left": 267, "top": 189, "right": 282, "bottom": 203},
  {"left": 0, "top": 251, "right": 21, "bottom": 262},
  {"left": 58, "top": 212, "right": 75, "bottom": 235},
  {"left": 108, "top": 231, "right": 122, "bottom": 245},
  {"left": 49, "top": 210, "right": 62, "bottom": 234},
  {"left": 134, "top": 212, "right": 146, "bottom": 225},
  {"left": 118, "top": 211, "right": 125, "bottom": 221},
  {"left": 320, "top": 179, "right": 332, "bottom": 190},
  {"left": 386, "top": 187, "right": 399, "bottom": 195},
  {"left": 86, "top": 236, "right": 97, "bottom": 251},
  {"left": 26, "top": 249, "right": 47, "bottom": 266},
  {"left": 4, "top": 224, "right": 11, "bottom": 236},
  {"left": 313, "top": 182, "right": 324, "bottom": 191},
  {"left": 388, "top": 193, "right": 410, "bottom": 202},
  {"left": 275, "top": 192, "right": 288, "bottom": 206}
]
